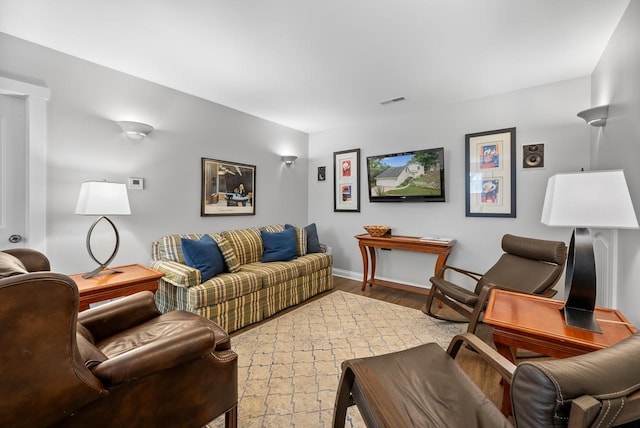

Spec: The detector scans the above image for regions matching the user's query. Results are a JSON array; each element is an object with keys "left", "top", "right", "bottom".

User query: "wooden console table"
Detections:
[
  {"left": 355, "top": 233, "right": 454, "bottom": 293},
  {"left": 484, "top": 289, "right": 637, "bottom": 415},
  {"left": 71, "top": 264, "right": 163, "bottom": 311}
]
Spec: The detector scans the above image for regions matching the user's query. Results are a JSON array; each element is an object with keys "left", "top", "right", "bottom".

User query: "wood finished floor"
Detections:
[{"left": 232, "top": 275, "right": 508, "bottom": 415}]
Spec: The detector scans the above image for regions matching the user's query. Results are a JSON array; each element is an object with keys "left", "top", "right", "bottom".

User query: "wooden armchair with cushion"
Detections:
[
  {"left": 423, "top": 234, "right": 567, "bottom": 333},
  {"left": 333, "top": 332, "right": 640, "bottom": 428},
  {"left": 0, "top": 248, "right": 237, "bottom": 428}
]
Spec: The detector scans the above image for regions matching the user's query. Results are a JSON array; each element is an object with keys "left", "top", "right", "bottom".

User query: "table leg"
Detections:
[
  {"left": 494, "top": 341, "right": 517, "bottom": 416},
  {"left": 368, "top": 247, "right": 376, "bottom": 287},
  {"left": 360, "top": 243, "right": 369, "bottom": 291},
  {"left": 434, "top": 249, "right": 452, "bottom": 276}
]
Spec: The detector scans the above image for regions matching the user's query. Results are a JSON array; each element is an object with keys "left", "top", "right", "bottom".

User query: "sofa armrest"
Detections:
[
  {"left": 91, "top": 326, "right": 216, "bottom": 386},
  {"left": 78, "top": 291, "right": 161, "bottom": 342},
  {"left": 150, "top": 259, "right": 200, "bottom": 287}
]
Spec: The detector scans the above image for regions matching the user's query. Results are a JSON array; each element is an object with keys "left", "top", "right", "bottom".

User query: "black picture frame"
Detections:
[
  {"left": 317, "top": 166, "right": 326, "bottom": 182},
  {"left": 333, "top": 149, "right": 360, "bottom": 212},
  {"left": 201, "top": 157, "right": 256, "bottom": 216},
  {"left": 465, "top": 128, "right": 516, "bottom": 218}
]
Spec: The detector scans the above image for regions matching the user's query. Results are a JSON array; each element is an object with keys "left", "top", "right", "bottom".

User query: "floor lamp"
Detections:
[
  {"left": 541, "top": 170, "right": 638, "bottom": 332},
  {"left": 75, "top": 181, "right": 131, "bottom": 279}
]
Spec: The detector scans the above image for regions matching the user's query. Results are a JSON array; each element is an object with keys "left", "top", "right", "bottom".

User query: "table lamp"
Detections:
[
  {"left": 75, "top": 181, "right": 131, "bottom": 279},
  {"left": 541, "top": 170, "right": 638, "bottom": 332}
]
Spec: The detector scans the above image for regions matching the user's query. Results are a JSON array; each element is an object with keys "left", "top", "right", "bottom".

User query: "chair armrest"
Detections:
[
  {"left": 2, "top": 248, "right": 50, "bottom": 272},
  {"left": 150, "top": 259, "right": 200, "bottom": 287},
  {"left": 78, "top": 291, "right": 161, "bottom": 342},
  {"left": 447, "top": 333, "right": 516, "bottom": 383},
  {"left": 436, "top": 264, "right": 483, "bottom": 281},
  {"left": 567, "top": 395, "right": 601, "bottom": 428},
  {"left": 91, "top": 326, "right": 216, "bottom": 386}
]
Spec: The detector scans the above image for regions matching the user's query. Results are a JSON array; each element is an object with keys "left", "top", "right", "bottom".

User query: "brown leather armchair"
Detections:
[
  {"left": 333, "top": 332, "right": 640, "bottom": 428},
  {"left": 424, "top": 234, "right": 567, "bottom": 333},
  {"left": 0, "top": 249, "right": 237, "bottom": 428}
]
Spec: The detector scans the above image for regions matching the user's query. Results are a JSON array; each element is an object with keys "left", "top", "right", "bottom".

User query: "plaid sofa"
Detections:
[{"left": 150, "top": 225, "right": 333, "bottom": 332}]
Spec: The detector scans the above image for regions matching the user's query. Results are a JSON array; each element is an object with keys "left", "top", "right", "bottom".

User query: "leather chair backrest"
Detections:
[
  {"left": 475, "top": 234, "right": 566, "bottom": 295},
  {"left": 0, "top": 273, "right": 105, "bottom": 428},
  {"left": 2, "top": 248, "right": 51, "bottom": 272},
  {"left": 511, "top": 333, "right": 640, "bottom": 428}
]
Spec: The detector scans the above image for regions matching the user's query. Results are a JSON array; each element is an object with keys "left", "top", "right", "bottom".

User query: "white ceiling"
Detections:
[{"left": 0, "top": 0, "right": 630, "bottom": 133}]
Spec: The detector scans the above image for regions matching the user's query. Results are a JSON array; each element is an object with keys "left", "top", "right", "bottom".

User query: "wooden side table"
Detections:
[
  {"left": 355, "top": 234, "right": 454, "bottom": 293},
  {"left": 70, "top": 264, "right": 163, "bottom": 311},
  {"left": 484, "top": 289, "right": 637, "bottom": 415}
]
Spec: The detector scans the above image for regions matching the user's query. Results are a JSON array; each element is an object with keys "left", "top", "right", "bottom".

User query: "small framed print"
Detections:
[
  {"left": 317, "top": 166, "right": 326, "bottom": 182},
  {"left": 465, "top": 128, "right": 516, "bottom": 217},
  {"left": 333, "top": 149, "right": 360, "bottom": 212}
]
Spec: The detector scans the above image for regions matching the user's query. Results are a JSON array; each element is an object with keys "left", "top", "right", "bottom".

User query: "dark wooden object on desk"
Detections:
[
  {"left": 355, "top": 233, "right": 454, "bottom": 293},
  {"left": 70, "top": 264, "right": 163, "bottom": 310},
  {"left": 484, "top": 289, "right": 637, "bottom": 415}
]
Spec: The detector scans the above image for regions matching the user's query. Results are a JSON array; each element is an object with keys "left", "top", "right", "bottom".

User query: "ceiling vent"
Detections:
[{"left": 379, "top": 96, "right": 407, "bottom": 106}]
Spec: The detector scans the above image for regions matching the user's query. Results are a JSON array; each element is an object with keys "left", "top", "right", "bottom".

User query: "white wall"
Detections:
[
  {"left": 590, "top": 2, "right": 640, "bottom": 325},
  {"left": 309, "top": 78, "right": 591, "bottom": 290},
  {"left": 0, "top": 33, "right": 309, "bottom": 274}
]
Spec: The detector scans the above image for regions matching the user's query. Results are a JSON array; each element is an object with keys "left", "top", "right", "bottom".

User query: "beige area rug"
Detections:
[{"left": 208, "top": 290, "right": 466, "bottom": 428}]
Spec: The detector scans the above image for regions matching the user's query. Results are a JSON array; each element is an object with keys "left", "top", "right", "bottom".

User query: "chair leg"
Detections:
[
  {"left": 422, "top": 286, "right": 438, "bottom": 316},
  {"left": 333, "top": 367, "right": 355, "bottom": 428},
  {"left": 225, "top": 404, "right": 237, "bottom": 428}
]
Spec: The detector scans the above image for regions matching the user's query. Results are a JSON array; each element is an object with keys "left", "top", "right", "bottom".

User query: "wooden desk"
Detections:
[
  {"left": 355, "top": 234, "right": 454, "bottom": 293},
  {"left": 70, "top": 264, "right": 163, "bottom": 311},
  {"left": 484, "top": 289, "right": 637, "bottom": 415}
]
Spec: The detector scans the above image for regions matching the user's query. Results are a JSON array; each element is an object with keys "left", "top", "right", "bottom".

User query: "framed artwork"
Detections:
[
  {"left": 333, "top": 148, "right": 360, "bottom": 212},
  {"left": 317, "top": 166, "right": 326, "bottom": 182},
  {"left": 201, "top": 157, "right": 256, "bottom": 216},
  {"left": 465, "top": 128, "right": 516, "bottom": 217}
]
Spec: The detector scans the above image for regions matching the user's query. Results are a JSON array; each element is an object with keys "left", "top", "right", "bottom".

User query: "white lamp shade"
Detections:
[
  {"left": 75, "top": 181, "right": 131, "bottom": 215},
  {"left": 541, "top": 170, "right": 638, "bottom": 229}
]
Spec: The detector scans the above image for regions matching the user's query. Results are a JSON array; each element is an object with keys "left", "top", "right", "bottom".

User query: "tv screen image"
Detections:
[{"left": 366, "top": 147, "right": 445, "bottom": 202}]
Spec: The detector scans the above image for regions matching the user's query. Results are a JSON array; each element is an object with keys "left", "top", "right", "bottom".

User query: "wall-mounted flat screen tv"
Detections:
[{"left": 366, "top": 147, "right": 445, "bottom": 202}]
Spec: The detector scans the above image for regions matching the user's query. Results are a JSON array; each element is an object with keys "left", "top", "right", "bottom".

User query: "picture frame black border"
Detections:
[
  {"left": 201, "top": 157, "right": 256, "bottom": 217},
  {"left": 333, "top": 148, "right": 361, "bottom": 212},
  {"left": 465, "top": 127, "right": 516, "bottom": 218}
]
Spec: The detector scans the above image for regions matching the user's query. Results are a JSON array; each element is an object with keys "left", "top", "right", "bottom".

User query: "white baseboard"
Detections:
[{"left": 332, "top": 268, "right": 429, "bottom": 290}]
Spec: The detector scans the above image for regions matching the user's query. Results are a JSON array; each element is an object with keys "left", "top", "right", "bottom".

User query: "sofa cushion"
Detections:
[
  {"left": 304, "top": 223, "right": 323, "bottom": 254},
  {"left": 290, "top": 253, "right": 333, "bottom": 276},
  {"left": 241, "top": 261, "right": 299, "bottom": 288},
  {"left": 221, "top": 228, "right": 264, "bottom": 265},
  {"left": 261, "top": 228, "right": 298, "bottom": 262},
  {"left": 181, "top": 235, "right": 225, "bottom": 282},
  {"left": 0, "top": 252, "right": 28, "bottom": 278},
  {"left": 188, "top": 271, "right": 263, "bottom": 307},
  {"left": 155, "top": 233, "right": 202, "bottom": 263},
  {"left": 285, "top": 224, "right": 308, "bottom": 256},
  {"left": 153, "top": 233, "right": 241, "bottom": 273}
]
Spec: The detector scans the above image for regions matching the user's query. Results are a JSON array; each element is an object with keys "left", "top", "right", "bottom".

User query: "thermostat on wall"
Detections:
[{"left": 128, "top": 177, "right": 144, "bottom": 190}]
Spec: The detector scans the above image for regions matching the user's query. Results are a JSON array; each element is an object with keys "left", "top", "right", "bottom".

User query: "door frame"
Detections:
[{"left": 0, "top": 76, "right": 49, "bottom": 252}]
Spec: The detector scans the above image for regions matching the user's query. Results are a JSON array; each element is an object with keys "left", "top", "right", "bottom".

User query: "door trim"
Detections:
[{"left": 0, "top": 76, "right": 50, "bottom": 252}]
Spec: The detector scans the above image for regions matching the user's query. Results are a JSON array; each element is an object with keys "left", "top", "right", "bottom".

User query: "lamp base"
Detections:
[
  {"left": 563, "top": 306, "right": 602, "bottom": 333},
  {"left": 563, "top": 227, "right": 602, "bottom": 333},
  {"left": 83, "top": 216, "right": 121, "bottom": 279},
  {"left": 81, "top": 265, "right": 123, "bottom": 279}
]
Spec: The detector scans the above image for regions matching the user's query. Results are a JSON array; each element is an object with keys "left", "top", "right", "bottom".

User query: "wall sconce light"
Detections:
[
  {"left": 116, "top": 121, "right": 154, "bottom": 139},
  {"left": 282, "top": 155, "right": 298, "bottom": 166},
  {"left": 577, "top": 105, "right": 609, "bottom": 127}
]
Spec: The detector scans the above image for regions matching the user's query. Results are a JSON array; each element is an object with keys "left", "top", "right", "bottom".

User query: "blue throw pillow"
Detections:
[
  {"left": 181, "top": 235, "right": 225, "bottom": 282},
  {"left": 261, "top": 227, "right": 298, "bottom": 262},
  {"left": 304, "top": 223, "right": 322, "bottom": 253}
]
